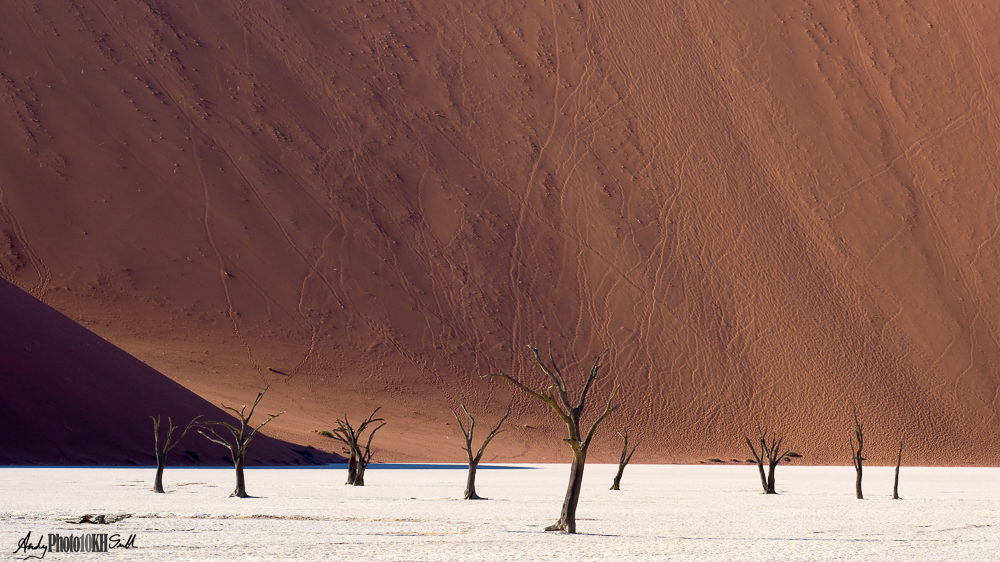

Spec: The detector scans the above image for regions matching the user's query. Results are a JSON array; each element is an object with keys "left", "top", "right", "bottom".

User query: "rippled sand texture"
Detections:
[{"left": 1, "top": 1, "right": 999, "bottom": 465}]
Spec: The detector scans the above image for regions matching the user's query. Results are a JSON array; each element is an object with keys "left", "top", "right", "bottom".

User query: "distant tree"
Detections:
[
  {"left": 487, "top": 344, "right": 619, "bottom": 533},
  {"left": 849, "top": 408, "right": 864, "bottom": 499},
  {"left": 744, "top": 426, "right": 790, "bottom": 494},
  {"left": 331, "top": 408, "right": 385, "bottom": 486},
  {"left": 893, "top": 441, "right": 903, "bottom": 500},
  {"left": 610, "top": 428, "right": 639, "bottom": 491},
  {"left": 150, "top": 415, "right": 201, "bottom": 493},
  {"left": 198, "top": 387, "right": 283, "bottom": 498},
  {"left": 450, "top": 398, "right": 513, "bottom": 499}
]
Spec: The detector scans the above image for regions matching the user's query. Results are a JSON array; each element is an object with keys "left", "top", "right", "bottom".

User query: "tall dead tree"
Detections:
[
  {"left": 198, "top": 387, "right": 283, "bottom": 498},
  {"left": 610, "top": 428, "right": 639, "bottom": 491},
  {"left": 893, "top": 441, "right": 903, "bottom": 500},
  {"left": 849, "top": 409, "right": 864, "bottom": 499},
  {"left": 487, "top": 345, "right": 619, "bottom": 533},
  {"left": 450, "top": 398, "right": 513, "bottom": 499},
  {"left": 744, "top": 427, "right": 790, "bottom": 494},
  {"left": 331, "top": 408, "right": 385, "bottom": 486},
  {"left": 151, "top": 415, "right": 201, "bottom": 493}
]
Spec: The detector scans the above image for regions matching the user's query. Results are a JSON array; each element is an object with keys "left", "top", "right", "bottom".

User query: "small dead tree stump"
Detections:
[
  {"left": 744, "top": 426, "right": 790, "bottom": 494},
  {"left": 450, "top": 398, "right": 513, "bottom": 499},
  {"left": 487, "top": 344, "right": 619, "bottom": 533},
  {"left": 151, "top": 415, "right": 201, "bottom": 493},
  {"left": 198, "top": 387, "right": 283, "bottom": 498},
  {"left": 610, "top": 428, "right": 639, "bottom": 491},
  {"left": 330, "top": 408, "right": 385, "bottom": 486}
]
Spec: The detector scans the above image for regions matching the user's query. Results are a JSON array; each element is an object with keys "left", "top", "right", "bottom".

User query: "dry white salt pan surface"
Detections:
[{"left": 1, "top": 464, "right": 998, "bottom": 560}]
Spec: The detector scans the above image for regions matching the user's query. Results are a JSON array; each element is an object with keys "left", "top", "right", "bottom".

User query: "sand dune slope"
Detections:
[
  {"left": 0, "top": 279, "right": 331, "bottom": 465},
  {"left": 1, "top": 0, "right": 999, "bottom": 465}
]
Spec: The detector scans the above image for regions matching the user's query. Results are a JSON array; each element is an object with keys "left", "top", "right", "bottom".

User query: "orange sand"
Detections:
[{"left": 1, "top": 0, "right": 999, "bottom": 466}]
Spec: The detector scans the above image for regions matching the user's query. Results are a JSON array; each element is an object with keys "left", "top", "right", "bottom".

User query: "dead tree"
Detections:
[
  {"left": 487, "top": 345, "right": 619, "bottom": 533},
  {"left": 610, "top": 428, "right": 640, "bottom": 491},
  {"left": 450, "top": 398, "right": 513, "bottom": 499},
  {"left": 744, "top": 427, "right": 790, "bottom": 494},
  {"left": 893, "top": 441, "right": 903, "bottom": 500},
  {"left": 849, "top": 409, "right": 864, "bottom": 499},
  {"left": 151, "top": 415, "right": 201, "bottom": 493},
  {"left": 331, "top": 408, "right": 385, "bottom": 486},
  {"left": 354, "top": 428, "right": 381, "bottom": 486},
  {"left": 198, "top": 387, "right": 283, "bottom": 498}
]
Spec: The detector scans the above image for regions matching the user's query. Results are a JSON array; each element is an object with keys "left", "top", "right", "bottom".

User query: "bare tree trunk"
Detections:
[
  {"left": 850, "top": 408, "right": 864, "bottom": 499},
  {"left": 232, "top": 455, "right": 248, "bottom": 498},
  {"left": 465, "top": 462, "right": 481, "bottom": 499},
  {"left": 353, "top": 426, "right": 382, "bottom": 487},
  {"left": 893, "top": 441, "right": 903, "bottom": 500},
  {"left": 198, "top": 387, "right": 283, "bottom": 499},
  {"left": 547, "top": 448, "right": 587, "bottom": 533},
  {"left": 744, "top": 427, "right": 788, "bottom": 494},
  {"left": 346, "top": 452, "right": 358, "bottom": 485},
  {"left": 610, "top": 464, "right": 625, "bottom": 491},
  {"left": 487, "top": 345, "right": 618, "bottom": 534},
  {"left": 450, "top": 399, "right": 512, "bottom": 500},
  {"left": 755, "top": 456, "right": 768, "bottom": 493},
  {"left": 855, "top": 462, "right": 863, "bottom": 499},
  {"left": 151, "top": 415, "right": 201, "bottom": 493},
  {"left": 610, "top": 428, "right": 639, "bottom": 491},
  {"left": 354, "top": 448, "right": 368, "bottom": 486},
  {"left": 153, "top": 459, "right": 166, "bottom": 494},
  {"left": 330, "top": 409, "right": 384, "bottom": 486}
]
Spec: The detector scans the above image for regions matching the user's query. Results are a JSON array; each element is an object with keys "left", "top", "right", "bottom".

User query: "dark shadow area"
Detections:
[{"left": 0, "top": 279, "right": 342, "bottom": 466}]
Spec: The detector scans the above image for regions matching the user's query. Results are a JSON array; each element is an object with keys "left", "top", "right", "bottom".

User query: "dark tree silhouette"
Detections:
[
  {"left": 893, "top": 441, "right": 903, "bottom": 500},
  {"left": 744, "top": 427, "right": 790, "bottom": 494},
  {"left": 331, "top": 408, "right": 385, "bottom": 486},
  {"left": 849, "top": 409, "right": 864, "bottom": 499},
  {"left": 151, "top": 415, "right": 201, "bottom": 493},
  {"left": 487, "top": 345, "right": 619, "bottom": 533},
  {"left": 449, "top": 398, "right": 513, "bottom": 499},
  {"left": 610, "top": 428, "right": 639, "bottom": 491},
  {"left": 198, "top": 387, "right": 283, "bottom": 498}
]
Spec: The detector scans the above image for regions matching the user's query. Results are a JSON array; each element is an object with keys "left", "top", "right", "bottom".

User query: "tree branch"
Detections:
[
  {"left": 473, "top": 397, "right": 513, "bottom": 463},
  {"left": 197, "top": 426, "right": 235, "bottom": 456},
  {"left": 449, "top": 403, "right": 474, "bottom": 457},
  {"left": 534, "top": 344, "right": 575, "bottom": 417},
  {"left": 575, "top": 349, "right": 609, "bottom": 411},
  {"left": 583, "top": 384, "right": 619, "bottom": 446},
  {"left": 246, "top": 412, "right": 284, "bottom": 442},
  {"left": 484, "top": 371, "right": 566, "bottom": 423}
]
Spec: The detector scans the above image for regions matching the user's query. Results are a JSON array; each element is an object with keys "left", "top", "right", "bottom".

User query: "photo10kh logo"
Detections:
[{"left": 14, "top": 531, "right": 136, "bottom": 559}]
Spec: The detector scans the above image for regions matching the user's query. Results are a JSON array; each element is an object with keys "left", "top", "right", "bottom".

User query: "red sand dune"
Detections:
[
  {"left": 1, "top": 0, "right": 999, "bottom": 466},
  {"left": 0, "top": 278, "right": 335, "bottom": 465}
]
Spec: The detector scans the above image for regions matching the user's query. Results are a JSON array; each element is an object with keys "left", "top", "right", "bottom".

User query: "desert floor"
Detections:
[{"left": 1, "top": 464, "right": 997, "bottom": 561}]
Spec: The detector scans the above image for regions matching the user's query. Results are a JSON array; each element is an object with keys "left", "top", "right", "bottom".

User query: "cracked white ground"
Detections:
[{"left": 1, "top": 464, "right": 997, "bottom": 560}]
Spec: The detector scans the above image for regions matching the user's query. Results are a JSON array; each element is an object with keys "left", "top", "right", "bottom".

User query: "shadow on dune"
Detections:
[{"left": 0, "top": 278, "right": 341, "bottom": 466}]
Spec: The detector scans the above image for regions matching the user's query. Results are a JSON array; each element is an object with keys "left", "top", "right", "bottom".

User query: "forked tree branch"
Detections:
[
  {"left": 152, "top": 415, "right": 202, "bottom": 454},
  {"left": 583, "top": 385, "right": 619, "bottom": 446},
  {"left": 474, "top": 398, "right": 513, "bottom": 462},
  {"left": 617, "top": 429, "right": 641, "bottom": 466},
  {"left": 575, "top": 349, "right": 609, "bottom": 411},
  {"left": 484, "top": 370, "right": 571, "bottom": 426}
]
